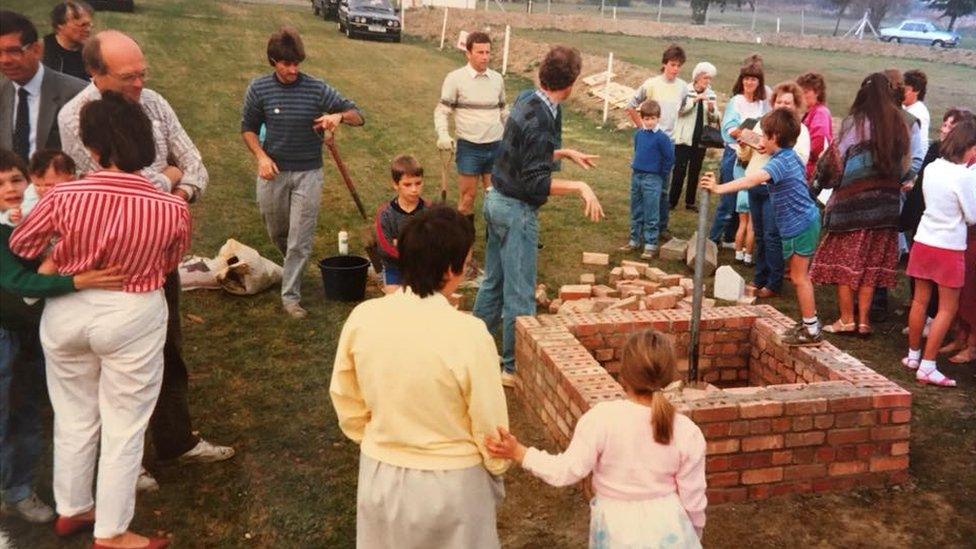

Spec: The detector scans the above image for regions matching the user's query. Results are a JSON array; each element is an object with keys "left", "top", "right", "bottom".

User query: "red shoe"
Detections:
[
  {"left": 93, "top": 537, "right": 171, "bottom": 549},
  {"left": 54, "top": 514, "right": 95, "bottom": 537}
]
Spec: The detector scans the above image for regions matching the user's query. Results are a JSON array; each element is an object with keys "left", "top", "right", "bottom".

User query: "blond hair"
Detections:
[{"left": 619, "top": 330, "right": 678, "bottom": 444}]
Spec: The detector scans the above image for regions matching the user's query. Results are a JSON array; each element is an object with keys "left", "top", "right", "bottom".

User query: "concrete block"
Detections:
[
  {"left": 685, "top": 231, "right": 718, "bottom": 277},
  {"left": 559, "top": 284, "right": 592, "bottom": 301},
  {"left": 660, "top": 238, "right": 689, "bottom": 261},
  {"left": 714, "top": 265, "right": 746, "bottom": 301},
  {"left": 579, "top": 273, "right": 596, "bottom": 285},
  {"left": 582, "top": 252, "right": 610, "bottom": 266}
]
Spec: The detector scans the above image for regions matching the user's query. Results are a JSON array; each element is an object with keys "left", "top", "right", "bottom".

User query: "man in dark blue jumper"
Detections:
[
  {"left": 473, "top": 45, "right": 604, "bottom": 387},
  {"left": 241, "top": 26, "right": 364, "bottom": 319}
]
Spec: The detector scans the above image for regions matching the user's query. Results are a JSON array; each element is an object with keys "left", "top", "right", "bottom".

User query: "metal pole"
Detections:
[
  {"left": 439, "top": 8, "right": 448, "bottom": 50},
  {"left": 601, "top": 52, "right": 613, "bottom": 125},
  {"left": 688, "top": 185, "right": 710, "bottom": 383},
  {"left": 502, "top": 25, "right": 510, "bottom": 75},
  {"left": 657, "top": 0, "right": 662, "bottom": 22},
  {"left": 801, "top": 8, "right": 805, "bottom": 35},
  {"left": 751, "top": 3, "right": 757, "bottom": 31}
]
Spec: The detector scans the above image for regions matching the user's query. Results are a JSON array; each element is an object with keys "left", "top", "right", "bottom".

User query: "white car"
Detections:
[{"left": 879, "top": 20, "right": 960, "bottom": 48}]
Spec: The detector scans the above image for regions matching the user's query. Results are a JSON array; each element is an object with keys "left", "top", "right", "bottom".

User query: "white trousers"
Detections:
[{"left": 40, "top": 289, "right": 167, "bottom": 539}]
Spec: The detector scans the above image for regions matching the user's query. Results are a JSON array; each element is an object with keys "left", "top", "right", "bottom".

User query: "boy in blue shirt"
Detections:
[
  {"left": 621, "top": 100, "right": 675, "bottom": 258},
  {"left": 701, "top": 108, "right": 823, "bottom": 345}
]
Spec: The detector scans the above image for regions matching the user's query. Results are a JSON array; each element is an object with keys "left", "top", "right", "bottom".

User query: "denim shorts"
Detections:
[
  {"left": 382, "top": 264, "right": 401, "bottom": 285},
  {"left": 782, "top": 217, "right": 821, "bottom": 259},
  {"left": 456, "top": 139, "right": 500, "bottom": 175}
]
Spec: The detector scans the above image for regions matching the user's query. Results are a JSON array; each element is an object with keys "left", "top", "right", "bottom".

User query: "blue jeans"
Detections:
[
  {"left": 658, "top": 171, "right": 672, "bottom": 235},
  {"left": 629, "top": 171, "right": 665, "bottom": 248},
  {"left": 473, "top": 190, "right": 539, "bottom": 373},
  {"left": 0, "top": 328, "right": 45, "bottom": 505},
  {"left": 748, "top": 188, "right": 785, "bottom": 293},
  {"left": 708, "top": 147, "right": 739, "bottom": 243}
]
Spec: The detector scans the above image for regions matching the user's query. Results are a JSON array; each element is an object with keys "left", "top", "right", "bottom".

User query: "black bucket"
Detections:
[{"left": 318, "top": 255, "right": 370, "bottom": 302}]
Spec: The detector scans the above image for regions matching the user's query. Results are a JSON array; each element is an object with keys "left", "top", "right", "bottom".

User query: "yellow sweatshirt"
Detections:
[{"left": 330, "top": 288, "right": 511, "bottom": 475}]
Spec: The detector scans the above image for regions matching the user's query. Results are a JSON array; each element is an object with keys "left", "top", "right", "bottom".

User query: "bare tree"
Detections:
[{"left": 927, "top": 0, "right": 976, "bottom": 30}]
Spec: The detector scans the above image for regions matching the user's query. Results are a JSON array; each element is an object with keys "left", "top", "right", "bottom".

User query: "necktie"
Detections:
[{"left": 13, "top": 87, "right": 30, "bottom": 161}]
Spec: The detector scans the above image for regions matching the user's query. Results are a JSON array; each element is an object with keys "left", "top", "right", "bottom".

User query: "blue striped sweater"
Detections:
[{"left": 241, "top": 72, "right": 362, "bottom": 172}]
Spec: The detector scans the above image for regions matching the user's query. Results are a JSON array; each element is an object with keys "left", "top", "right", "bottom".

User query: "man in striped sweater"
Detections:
[{"left": 241, "top": 26, "right": 364, "bottom": 320}]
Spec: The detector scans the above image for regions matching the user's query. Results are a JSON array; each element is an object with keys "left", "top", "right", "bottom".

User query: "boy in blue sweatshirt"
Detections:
[{"left": 621, "top": 100, "right": 675, "bottom": 258}]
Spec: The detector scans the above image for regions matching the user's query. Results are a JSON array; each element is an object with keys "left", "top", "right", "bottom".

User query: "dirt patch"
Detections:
[{"left": 405, "top": 7, "right": 976, "bottom": 68}]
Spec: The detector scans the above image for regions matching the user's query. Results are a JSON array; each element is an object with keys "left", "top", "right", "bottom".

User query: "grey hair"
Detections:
[{"left": 692, "top": 61, "right": 717, "bottom": 82}]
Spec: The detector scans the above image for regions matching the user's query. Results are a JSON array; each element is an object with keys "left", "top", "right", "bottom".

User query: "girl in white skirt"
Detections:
[{"left": 486, "top": 329, "right": 706, "bottom": 548}]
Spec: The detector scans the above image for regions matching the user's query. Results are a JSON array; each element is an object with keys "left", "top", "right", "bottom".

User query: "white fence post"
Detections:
[
  {"left": 776, "top": 17, "right": 780, "bottom": 33},
  {"left": 600, "top": 0, "right": 605, "bottom": 17},
  {"left": 657, "top": 0, "right": 663, "bottom": 22},
  {"left": 439, "top": 8, "right": 448, "bottom": 50},
  {"left": 502, "top": 25, "right": 511, "bottom": 75},
  {"left": 612, "top": 5, "right": 616, "bottom": 20},
  {"left": 528, "top": 0, "right": 532, "bottom": 13},
  {"left": 801, "top": 9, "right": 805, "bottom": 35},
  {"left": 601, "top": 52, "right": 613, "bottom": 125},
  {"left": 485, "top": 0, "right": 488, "bottom": 11},
  {"left": 547, "top": 0, "right": 551, "bottom": 14},
  {"left": 751, "top": 3, "right": 757, "bottom": 31}
]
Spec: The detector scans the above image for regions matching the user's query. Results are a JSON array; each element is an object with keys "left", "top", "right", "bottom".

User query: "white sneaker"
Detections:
[
  {"left": 137, "top": 467, "right": 160, "bottom": 492},
  {"left": 283, "top": 302, "right": 308, "bottom": 319},
  {"left": 178, "top": 439, "right": 236, "bottom": 464},
  {"left": 735, "top": 250, "right": 744, "bottom": 261},
  {"left": 743, "top": 253, "right": 753, "bottom": 265},
  {"left": 0, "top": 492, "right": 55, "bottom": 523},
  {"left": 500, "top": 371, "right": 516, "bottom": 388}
]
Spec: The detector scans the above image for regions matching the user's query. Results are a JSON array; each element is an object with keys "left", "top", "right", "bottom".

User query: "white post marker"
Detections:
[
  {"left": 801, "top": 9, "right": 805, "bottom": 35},
  {"left": 705, "top": 7, "right": 710, "bottom": 25},
  {"left": 612, "top": 5, "right": 617, "bottom": 20},
  {"left": 547, "top": 0, "right": 551, "bottom": 14},
  {"left": 776, "top": 17, "right": 780, "bottom": 33},
  {"left": 600, "top": 0, "right": 605, "bottom": 17},
  {"left": 400, "top": 1, "right": 405, "bottom": 33},
  {"left": 751, "top": 3, "right": 757, "bottom": 31},
  {"left": 439, "top": 8, "right": 448, "bottom": 49},
  {"left": 528, "top": 0, "right": 532, "bottom": 13},
  {"left": 657, "top": 0, "right": 663, "bottom": 22},
  {"left": 601, "top": 52, "right": 613, "bottom": 125},
  {"left": 485, "top": 0, "right": 488, "bottom": 11},
  {"left": 502, "top": 24, "right": 510, "bottom": 75}
]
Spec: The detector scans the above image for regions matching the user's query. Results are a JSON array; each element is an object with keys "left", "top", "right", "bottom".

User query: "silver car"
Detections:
[{"left": 879, "top": 20, "right": 960, "bottom": 48}]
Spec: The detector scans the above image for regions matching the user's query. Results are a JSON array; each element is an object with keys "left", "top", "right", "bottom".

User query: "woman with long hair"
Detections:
[{"left": 810, "top": 73, "right": 910, "bottom": 337}]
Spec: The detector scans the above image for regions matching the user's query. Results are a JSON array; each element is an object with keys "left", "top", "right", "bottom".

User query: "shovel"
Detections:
[
  {"left": 438, "top": 148, "right": 454, "bottom": 204},
  {"left": 323, "top": 130, "right": 367, "bottom": 220}
]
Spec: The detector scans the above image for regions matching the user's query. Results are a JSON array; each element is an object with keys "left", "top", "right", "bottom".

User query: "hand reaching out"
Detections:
[
  {"left": 561, "top": 149, "right": 599, "bottom": 170},
  {"left": 485, "top": 426, "right": 527, "bottom": 463},
  {"left": 578, "top": 182, "right": 604, "bottom": 222},
  {"left": 699, "top": 172, "right": 719, "bottom": 193}
]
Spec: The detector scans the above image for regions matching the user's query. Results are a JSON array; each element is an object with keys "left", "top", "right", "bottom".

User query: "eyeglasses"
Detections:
[
  {"left": 108, "top": 68, "right": 150, "bottom": 83},
  {"left": 0, "top": 43, "right": 33, "bottom": 57}
]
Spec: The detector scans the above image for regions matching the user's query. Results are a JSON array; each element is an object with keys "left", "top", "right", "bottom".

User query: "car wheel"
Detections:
[
  {"left": 933, "top": 40, "right": 945, "bottom": 47},
  {"left": 893, "top": 37, "right": 901, "bottom": 44}
]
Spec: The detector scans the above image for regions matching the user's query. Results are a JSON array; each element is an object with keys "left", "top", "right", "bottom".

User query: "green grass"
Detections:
[
  {"left": 517, "top": 27, "right": 976, "bottom": 141},
  {"left": 2, "top": 0, "right": 975, "bottom": 547}
]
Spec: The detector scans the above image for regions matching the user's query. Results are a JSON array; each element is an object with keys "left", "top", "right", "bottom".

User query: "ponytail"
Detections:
[{"left": 651, "top": 390, "right": 675, "bottom": 445}]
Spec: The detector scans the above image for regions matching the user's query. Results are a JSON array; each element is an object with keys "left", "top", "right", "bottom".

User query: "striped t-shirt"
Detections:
[
  {"left": 761, "top": 148, "right": 819, "bottom": 239},
  {"left": 241, "top": 72, "right": 361, "bottom": 172}
]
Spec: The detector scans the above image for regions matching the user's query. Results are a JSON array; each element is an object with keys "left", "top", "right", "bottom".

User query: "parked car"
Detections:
[
  {"left": 312, "top": 0, "right": 340, "bottom": 20},
  {"left": 88, "top": 0, "right": 134, "bottom": 11},
  {"left": 337, "top": 0, "right": 401, "bottom": 42},
  {"left": 879, "top": 20, "right": 960, "bottom": 48}
]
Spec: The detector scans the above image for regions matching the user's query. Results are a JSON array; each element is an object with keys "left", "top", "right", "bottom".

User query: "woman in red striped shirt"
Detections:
[{"left": 10, "top": 92, "right": 189, "bottom": 549}]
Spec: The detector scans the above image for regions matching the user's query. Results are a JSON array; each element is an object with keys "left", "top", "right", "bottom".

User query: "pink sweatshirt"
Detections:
[
  {"left": 802, "top": 102, "right": 833, "bottom": 181},
  {"left": 521, "top": 399, "right": 707, "bottom": 529}
]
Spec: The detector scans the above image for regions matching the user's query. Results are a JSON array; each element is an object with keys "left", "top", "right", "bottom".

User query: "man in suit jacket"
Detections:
[{"left": 1, "top": 10, "right": 86, "bottom": 161}]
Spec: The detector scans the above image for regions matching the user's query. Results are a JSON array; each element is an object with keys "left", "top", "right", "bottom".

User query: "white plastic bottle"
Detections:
[{"left": 338, "top": 229, "right": 349, "bottom": 255}]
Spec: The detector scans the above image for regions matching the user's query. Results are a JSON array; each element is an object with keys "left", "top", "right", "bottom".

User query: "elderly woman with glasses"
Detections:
[{"left": 669, "top": 61, "right": 719, "bottom": 212}]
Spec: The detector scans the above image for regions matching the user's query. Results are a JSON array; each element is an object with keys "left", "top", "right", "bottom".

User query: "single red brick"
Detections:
[
  {"left": 784, "top": 398, "right": 828, "bottom": 416},
  {"left": 829, "top": 461, "right": 867, "bottom": 476},
  {"left": 742, "top": 434, "right": 784, "bottom": 452},
  {"left": 748, "top": 453, "right": 773, "bottom": 469},
  {"left": 727, "top": 453, "right": 752, "bottom": 471},
  {"left": 707, "top": 471, "right": 740, "bottom": 487},
  {"left": 814, "top": 414, "right": 835, "bottom": 430},
  {"left": 706, "top": 438, "right": 740, "bottom": 455},
  {"left": 826, "top": 428, "right": 870, "bottom": 445},
  {"left": 794, "top": 447, "right": 817, "bottom": 464},
  {"left": 829, "top": 395, "right": 874, "bottom": 413},
  {"left": 771, "top": 417, "right": 792, "bottom": 433},
  {"left": 792, "top": 416, "right": 814, "bottom": 432},
  {"left": 835, "top": 445, "right": 857, "bottom": 462},
  {"left": 771, "top": 450, "right": 794, "bottom": 465},
  {"left": 872, "top": 391, "right": 912, "bottom": 408},
  {"left": 702, "top": 422, "right": 731, "bottom": 438},
  {"left": 784, "top": 463, "right": 826, "bottom": 480},
  {"left": 891, "top": 441, "right": 910, "bottom": 456},
  {"left": 692, "top": 405, "right": 739, "bottom": 423},
  {"left": 706, "top": 456, "right": 730, "bottom": 472},
  {"left": 889, "top": 408, "right": 911, "bottom": 424},
  {"left": 739, "top": 400, "right": 785, "bottom": 419},
  {"left": 785, "top": 431, "right": 826, "bottom": 447},
  {"left": 771, "top": 481, "right": 812, "bottom": 497},
  {"left": 741, "top": 467, "right": 784, "bottom": 485},
  {"left": 834, "top": 412, "right": 862, "bottom": 429},
  {"left": 706, "top": 487, "right": 749, "bottom": 504},
  {"left": 871, "top": 425, "right": 911, "bottom": 441},
  {"left": 749, "top": 419, "right": 772, "bottom": 434},
  {"left": 729, "top": 420, "right": 751, "bottom": 437},
  {"left": 748, "top": 485, "right": 772, "bottom": 500},
  {"left": 870, "top": 455, "right": 909, "bottom": 472}
]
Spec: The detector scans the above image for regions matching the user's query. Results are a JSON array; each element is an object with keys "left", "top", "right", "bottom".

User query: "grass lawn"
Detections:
[{"left": 2, "top": 0, "right": 974, "bottom": 547}]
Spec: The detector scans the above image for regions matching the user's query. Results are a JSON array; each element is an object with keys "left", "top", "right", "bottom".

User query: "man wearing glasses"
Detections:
[
  {"left": 0, "top": 10, "right": 86, "bottom": 162},
  {"left": 58, "top": 30, "right": 234, "bottom": 489},
  {"left": 42, "top": 1, "right": 94, "bottom": 81}
]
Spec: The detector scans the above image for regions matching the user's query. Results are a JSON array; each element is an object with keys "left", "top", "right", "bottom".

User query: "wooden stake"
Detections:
[
  {"left": 657, "top": 0, "right": 662, "bottom": 22},
  {"left": 439, "top": 8, "right": 448, "bottom": 50},
  {"left": 601, "top": 52, "right": 613, "bottom": 125},
  {"left": 502, "top": 25, "right": 510, "bottom": 75}
]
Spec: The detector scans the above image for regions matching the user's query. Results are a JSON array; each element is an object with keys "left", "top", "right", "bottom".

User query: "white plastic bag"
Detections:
[
  {"left": 214, "top": 239, "right": 282, "bottom": 295},
  {"left": 178, "top": 255, "right": 226, "bottom": 291}
]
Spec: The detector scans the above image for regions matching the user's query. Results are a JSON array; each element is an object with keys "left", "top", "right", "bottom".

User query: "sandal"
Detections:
[
  {"left": 823, "top": 320, "right": 856, "bottom": 335},
  {"left": 901, "top": 356, "right": 920, "bottom": 371},
  {"left": 949, "top": 347, "right": 976, "bottom": 364},
  {"left": 857, "top": 323, "right": 873, "bottom": 339},
  {"left": 916, "top": 367, "right": 957, "bottom": 387}
]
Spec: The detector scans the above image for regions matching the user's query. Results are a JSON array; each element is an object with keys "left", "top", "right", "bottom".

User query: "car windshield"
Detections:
[{"left": 351, "top": 0, "right": 393, "bottom": 10}]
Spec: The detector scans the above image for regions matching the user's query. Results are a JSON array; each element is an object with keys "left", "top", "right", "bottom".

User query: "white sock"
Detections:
[
  {"left": 735, "top": 250, "right": 744, "bottom": 260},
  {"left": 907, "top": 348, "right": 921, "bottom": 361},
  {"left": 918, "top": 359, "right": 937, "bottom": 373},
  {"left": 803, "top": 316, "right": 820, "bottom": 335},
  {"left": 743, "top": 253, "right": 753, "bottom": 263}
]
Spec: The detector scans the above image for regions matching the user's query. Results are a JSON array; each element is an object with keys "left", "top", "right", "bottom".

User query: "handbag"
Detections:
[{"left": 698, "top": 125, "right": 724, "bottom": 149}]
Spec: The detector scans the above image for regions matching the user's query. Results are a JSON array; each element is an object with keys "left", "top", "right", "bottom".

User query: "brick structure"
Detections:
[{"left": 514, "top": 305, "right": 911, "bottom": 503}]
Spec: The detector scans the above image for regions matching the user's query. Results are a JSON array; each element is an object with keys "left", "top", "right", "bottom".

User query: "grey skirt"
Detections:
[{"left": 356, "top": 454, "right": 505, "bottom": 549}]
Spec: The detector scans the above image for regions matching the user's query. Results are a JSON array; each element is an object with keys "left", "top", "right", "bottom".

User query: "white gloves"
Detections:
[{"left": 437, "top": 135, "right": 455, "bottom": 152}]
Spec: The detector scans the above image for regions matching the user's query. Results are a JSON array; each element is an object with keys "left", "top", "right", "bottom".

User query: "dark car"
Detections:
[
  {"left": 312, "top": 0, "right": 340, "bottom": 20},
  {"left": 337, "top": 0, "right": 401, "bottom": 42},
  {"left": 88, "top": 0, "right": 134, "bottom": 12}
]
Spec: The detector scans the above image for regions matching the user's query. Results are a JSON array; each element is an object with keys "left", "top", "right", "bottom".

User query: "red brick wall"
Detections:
[{"left": 513, "top": 305, "right": 911, "bottom": 503}]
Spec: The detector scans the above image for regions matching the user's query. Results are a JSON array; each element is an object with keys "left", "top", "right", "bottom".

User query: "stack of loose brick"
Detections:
[{"left": 514, "top": 304, "right": 912, "bottom": 503}]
